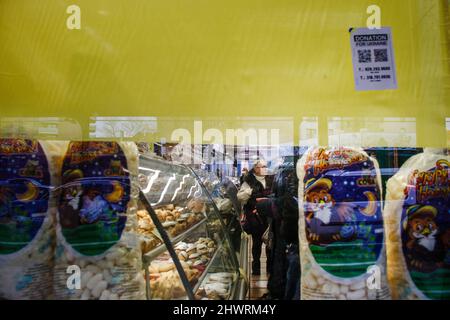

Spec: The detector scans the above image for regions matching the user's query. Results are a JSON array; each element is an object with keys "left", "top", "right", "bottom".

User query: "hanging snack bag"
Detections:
[
  {"left": 297, "top": 147, "right": 391, "bottom": 300},
  {"left": 53, "top": 141, "right": 146, "bottom": 300},
  {"left": 384, "top": 148, "right": 449, "bottom": 300},
  {"left": 0, "top": 139, "right": 64, "bottom": 299}
]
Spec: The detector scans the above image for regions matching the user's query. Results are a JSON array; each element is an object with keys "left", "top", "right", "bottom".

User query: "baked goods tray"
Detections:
[
  {"left": 192, "top": 242, "right": 225, "bottom": 293},
  {"left": 143, "top": 217, "right": 208, "bottom": 263},
  {"left": 196, "top": 269, "right": 238, "bottom": 300}
]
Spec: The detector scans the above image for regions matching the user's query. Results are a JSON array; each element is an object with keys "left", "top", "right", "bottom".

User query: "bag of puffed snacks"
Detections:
[
  {"left": 53, "top": 141, "right": 146, "bottom": 300},
  {"left": 0, "top": 139, "right": 65, "bottom": 299},
  {"left": 384, "top": 148, "right": 449, "bottom": 300},
  {"left": 297, "top": 147, "right": 391, "bottom": 300}
]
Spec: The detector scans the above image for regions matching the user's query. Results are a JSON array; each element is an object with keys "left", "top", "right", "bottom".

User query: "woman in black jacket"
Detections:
[{"left": 237, "top": 160, "right": 273, "bottom": 275}]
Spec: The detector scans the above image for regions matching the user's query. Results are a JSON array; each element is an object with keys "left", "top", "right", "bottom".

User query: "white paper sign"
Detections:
[{"left": 350, "top": 27, "right": 397, "bottom": 91}]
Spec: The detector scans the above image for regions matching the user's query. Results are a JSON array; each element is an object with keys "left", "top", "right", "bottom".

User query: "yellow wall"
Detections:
[{"left": 0, "top": 0, "right": 448, "bottom": 146}]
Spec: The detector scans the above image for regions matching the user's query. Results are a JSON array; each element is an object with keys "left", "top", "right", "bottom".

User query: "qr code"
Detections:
[
  {"left": 358, "top": 49, "right": 372, "bottom": 63},
  {"left": 374, "top": 49, "right": 388, "bottom": 62}
]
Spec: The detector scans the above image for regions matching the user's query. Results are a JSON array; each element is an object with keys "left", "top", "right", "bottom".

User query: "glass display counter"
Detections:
[{"left": 137, "top": 156, "right": 245, "bottom": 300}]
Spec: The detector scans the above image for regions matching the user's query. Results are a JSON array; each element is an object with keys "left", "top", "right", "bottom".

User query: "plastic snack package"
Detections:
[
  {"left": 384, "top": 148, "right": 449, "bottom": 300},
  {"left": 0, "top": 139, "right": 66, "bottom": 299},
  {"left": 297, "top": 147, "right": 391, "bottom": 300},
  {"left": 53, "top": 141, "right": 146, "bottom": 300}
]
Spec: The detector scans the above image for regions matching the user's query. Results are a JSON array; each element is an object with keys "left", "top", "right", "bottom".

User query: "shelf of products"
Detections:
[{"left": 137, "top": 155, "right": 243, "bottom": 300}]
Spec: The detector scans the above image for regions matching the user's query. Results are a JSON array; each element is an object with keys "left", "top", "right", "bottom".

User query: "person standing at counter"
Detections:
[
  {"left": 237, "top": 160, "right": 273, "bottom": 276},
  {"left": 256, "top": 161, "right": 300, "bottom": 300}
]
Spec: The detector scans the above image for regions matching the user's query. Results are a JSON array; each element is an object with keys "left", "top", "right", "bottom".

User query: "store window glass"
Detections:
[{"left": 0, "top": 0, "right": 448, "bottom": 301}]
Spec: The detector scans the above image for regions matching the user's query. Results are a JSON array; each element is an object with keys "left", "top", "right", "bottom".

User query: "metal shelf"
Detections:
[
  {"left": 229, "top": 272, "right": 239, "bottom": 300},
  {"left": 236, "top": 233, "right": 249, "bottom": 299}
]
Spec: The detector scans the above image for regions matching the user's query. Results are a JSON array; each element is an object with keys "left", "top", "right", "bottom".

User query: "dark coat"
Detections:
[
  {"left": 241, "top": 171, "right": 273, "bottom": 235},
  {"left": 267, "top": 165, "right": 300, "bottom": 299}
]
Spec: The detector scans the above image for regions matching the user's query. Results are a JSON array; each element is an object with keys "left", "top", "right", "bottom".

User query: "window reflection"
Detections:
[
  {"left": 89, "top": 116, "right": 157, "bottom": 139},
  {"left": 0, "top": 117, "right": 81, "bottom": 140},
  {"left": 446, "top": 118, "right": 450, "bottom": 148},
  {"left": 328, "top": 117, "right": 416, "bottom": 148},
  {"left": 299, "top": 117, "right": 319, "bottom": 147}
]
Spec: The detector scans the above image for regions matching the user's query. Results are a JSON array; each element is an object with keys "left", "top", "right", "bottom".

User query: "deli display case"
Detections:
[
  {"left": 189, "top": 167, "right": 250, "bottom": 297},
  {"left": 136, "top": 155, "right": 246, "bottom": 300}
]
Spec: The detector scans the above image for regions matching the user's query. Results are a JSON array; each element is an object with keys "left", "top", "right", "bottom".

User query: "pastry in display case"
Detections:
[
  {"left": 137, "top": 155, "right": 243, "bottom": 300},
  {"left": 194, "top": 245, "right": 240, "bottom": 300}
]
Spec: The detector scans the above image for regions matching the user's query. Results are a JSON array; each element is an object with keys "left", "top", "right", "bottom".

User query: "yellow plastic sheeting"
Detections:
[{"left": 0, "top": 0, "right": 448, "bottom": 146}]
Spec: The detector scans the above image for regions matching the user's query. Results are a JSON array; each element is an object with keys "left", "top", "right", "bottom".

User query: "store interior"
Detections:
[{"left": 0, "top": 0, "right": 449, "bottom": 300}]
